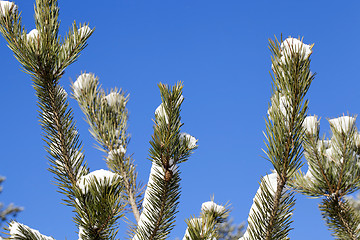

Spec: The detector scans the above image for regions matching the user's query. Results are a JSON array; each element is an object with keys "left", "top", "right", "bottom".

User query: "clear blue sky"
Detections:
[{"left": 1, "top": 0, "right": 360, "bottom": 239}]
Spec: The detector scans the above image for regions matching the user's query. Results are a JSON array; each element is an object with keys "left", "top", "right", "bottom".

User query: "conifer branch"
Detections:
[
  {"left": 71, "top": 73, "right": 142, "bottom": 222},
  {"left": 75, "top": 173, "right": 126, "bottom": 239},
  {"left": 320, "top": 196, "right": 360, "bottom": 239},
  {"left": 0, "top": 0, "right": 92, "bottom": 205},
  {"left": 132, "top": 82, "right": 197, "bottom": 240},
  {"left": 7, "top": 221, "right": 55, "bottom": 240},
  {"left": 4, "top": 1, "right": 360, "bottom": 239},
  {"left": 242, "top": 36, "right": 314, "bottom": 240},
  {"left": 0, "top": 1, "right": 128, "bottom": 239},
  {"left": 183, "top": 201, "right": 229, "bottom": 240},
  {"left": 291, "top": 114, "right": 360, "bottom": 239},
  {"left": 263, "top": 37, "right": 313, "bottom": 240},
  {"left": 265, "top": 179, "right": 286, "bottom": 240}
]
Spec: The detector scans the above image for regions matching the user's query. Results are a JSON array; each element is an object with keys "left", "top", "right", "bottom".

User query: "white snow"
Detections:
[
  {"left": 60, "top": 87, "right": 67, "bottom": 98},
  {"left": 355, "top": 133, "right": 360, "bottom": 148},
  {"left": 133, "top": 161, "right": 178, "bottom": 240},
  {"left": 78, "top": 225, "right": 85, "bottom": 240},
  {"left": 305, "top": 165, "right": 316, "bottom": 182},
  {"left": 107, "top": 147, "right": 126, "bottom": 161},
  {"left": 317, "top": 139, "right": 330, "bottom": 151},
  {"left": 0, "top": 1, "right": 16, "bottom": 17},
  {"left": 9, "top": 221, "right": 54, "bottom": 240},
  {"left": 179, "top": 132, "right": 198, "bottom": 149},
  {"left": 54, "top": 150, "right": 85, "bottom": 179},
  {"left": 241, "top": 173, "right": 278, "bottom": 240},
  {"left": 201, "top": 201, "right": 225, "bottom": 214},
  {"left": 78, "top": 26, "right": 91, "bottom": 38},
  {"left": 182, "top": 218, "right": 202, "bottom": 240},
  {"left": 73, "top": 73, "right": 94, "bottom": 98},
  {"left": 303, "top": 115, "right": 319, "bottom": 135},
  {"left": 155, "top": 103, "right": 168, "bottom": 124},
  {"left": 268, "top": 94, "right": 291, "bottom": 123},
  {"left": 329, "top": 116, "right": 356, "bottom": 134},
  {"left": 26, "top": 29, "right": 39, "bottom": 41},
  {"left": 177, "top": 95, "right": 184, "bottom": 106},
  {"left": 104, "top": 92, "right": 125, "bottom": 108},
  {"left": 132, "top": 163, "right": 163, "bottom": 240},
  {"left": 155, "top": 95, "right": 184, "bottom": 125},
  {"left": 325, "top": 146, "right": 343, "bottom": 164},
  {"left": 280, "top": 37, "right": 312, "bottom": 60},
  {"left": 77, "top": 169, "right": 119, "bottom": 194},
  {"left": 182, "top": 201, "right": 225, "bottom": 240}
]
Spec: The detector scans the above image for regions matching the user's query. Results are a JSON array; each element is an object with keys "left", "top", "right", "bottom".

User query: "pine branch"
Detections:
[
  {"left": 133, "top": 82, "right": 197, "bottom": 240},
  {"left": 7, "top": 221, "right": 55, "bottom": 240},
  {"left": 242, "top": 36, "right": 314, "bottom": 240},
  {"left": 0, "top": 0, "right": 94, "bottom": 206},
  {"left": 263, "top": 37, "right": 312, "bottom": 239},
  {"left": 0, "top": 1, "right": 121, "bottom": 239},
  {"left": 75, "top": 172, "right": 126, "bottom": 240},
  {"left": 71, "top": 73, "right": 141, "bottom": 222},
  {"left": 183, "top": 201, "right": 229, "bottom": 240},
  {"left": 291, "top": 114, "right": 360, "bottom": 238},
  {"left": 264, "top": 178, "right": 289, "bottom": 240},
  {"left": 320, "top": 196, "right": 360, "bottom": 239},
  {"left": 241, "top": 173, "right": 294, "bottom": 240}
]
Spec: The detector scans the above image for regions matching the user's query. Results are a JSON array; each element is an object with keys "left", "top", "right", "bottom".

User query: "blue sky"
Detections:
[{"left": 1, "top": 0, "right": 360, "bottom": 239}]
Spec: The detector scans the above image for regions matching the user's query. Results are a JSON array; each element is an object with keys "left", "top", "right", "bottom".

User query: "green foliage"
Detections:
[
  {"left": 290, "top": 115, "right": 360, "bottom": 239},
  {"left": 0, "top": 0, "right": 125, "bottom": 239},
  {"left": 75, "top": 175, "right": 125, "bottom": 240},
  {"left": 320, "top": 197, "right": 360, "bottom": 240},
  {"left": 2, "top": 1, "right": 360, "bottom": 239},
  {"left": 132, "top": 82, "right": 197, "bottom": 240},
  {"left": 183, "top": 200, "right": 229, "bottom": 240},
  {"left": 71, "top": 73, "right": 142, "bottom": 223},
  {"left": 241, "top": 37, "right": 314, "bottom": 240},
  {"left": 0, "top": 1, "right": 202, "bottom": 239}
]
